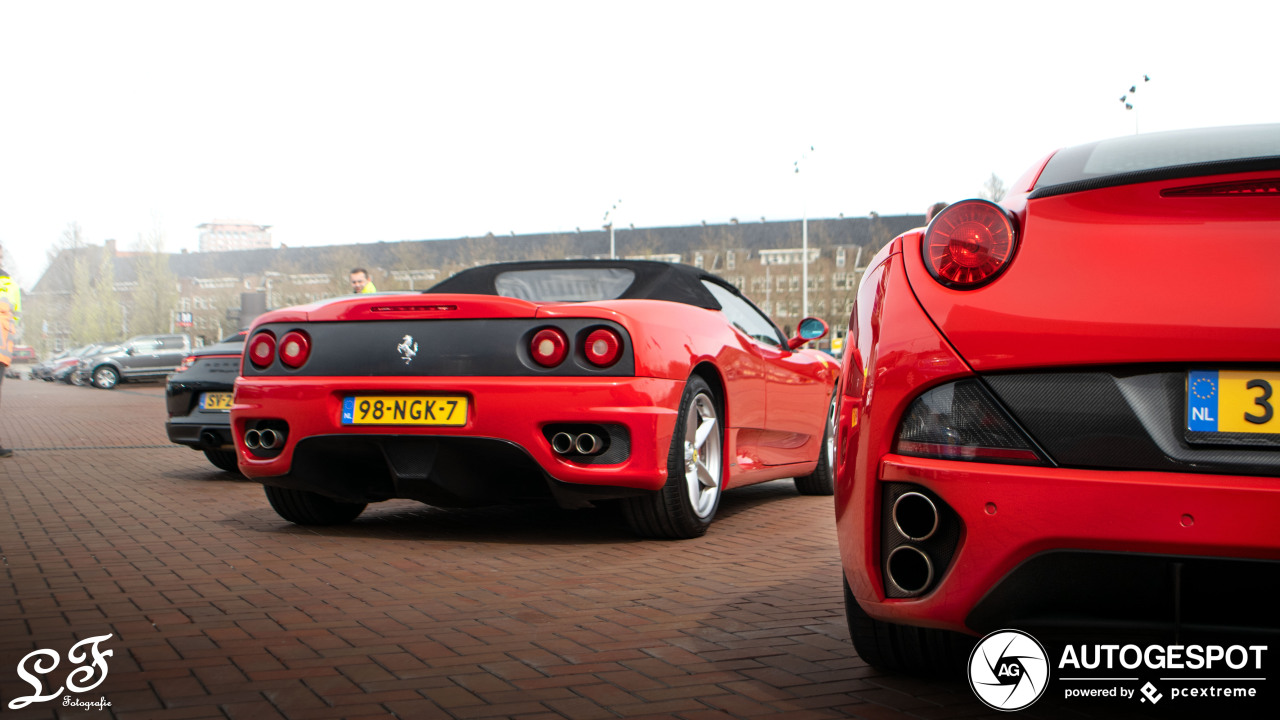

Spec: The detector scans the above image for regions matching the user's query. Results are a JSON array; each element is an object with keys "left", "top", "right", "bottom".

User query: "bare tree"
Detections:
[
  {"left": 980, "top": 173, "right": 1007, "bottom": 202},
  {"left": 64, "top": 225, "right": 101, "bottom": 344},
  {"left": 129, "top": 226, "right": 179, "bottom": 334},
  {"left": 93, "top": 245, "right": 124, "bottom": 342}
]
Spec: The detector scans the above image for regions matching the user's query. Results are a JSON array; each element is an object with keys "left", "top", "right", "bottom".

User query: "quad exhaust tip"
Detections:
[
  {"left": 886, "top": 545, "right": 934, "bottom": 597},
  {"left": 892, "top": 491, "right": 939, "bottom": 541}
]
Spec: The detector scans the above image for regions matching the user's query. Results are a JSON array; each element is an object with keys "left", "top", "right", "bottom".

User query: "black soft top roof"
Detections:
[{"left": 426, "top": 259, "right": 729, "bottom": 310}]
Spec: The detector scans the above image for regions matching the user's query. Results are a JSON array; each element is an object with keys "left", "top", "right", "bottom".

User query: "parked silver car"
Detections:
[{"left": 87, "top": 334, "right": 191, "bottom": 389}]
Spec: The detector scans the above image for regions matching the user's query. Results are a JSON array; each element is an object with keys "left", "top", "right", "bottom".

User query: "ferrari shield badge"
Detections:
[{"left": 397, "top": 335, "right": 419, "bottom": 365}]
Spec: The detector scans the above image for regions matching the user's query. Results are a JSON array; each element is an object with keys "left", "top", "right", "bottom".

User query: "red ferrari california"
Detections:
[
  {"left": 836, "top": 124, "right": 1280, "bottom": 672},
  {"left": 234, "top": 260, "right": 840, "bottom": 538}
]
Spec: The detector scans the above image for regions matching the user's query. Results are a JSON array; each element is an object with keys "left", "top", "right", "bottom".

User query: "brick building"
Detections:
[
  {"left": 26, "top": 214, "right": 923, "bottom": 353},
  {"left": 197, "top": 221, "right": 272, "bottom": 253}
]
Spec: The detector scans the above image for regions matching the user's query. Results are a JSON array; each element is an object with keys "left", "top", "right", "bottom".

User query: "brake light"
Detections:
[
  {"left": 530, "top": 328, "right": 569, "bottom": 367},
  {"left": 923, "top": 199, "right": 1017, "bottom": 288},
  {"left": 278, "top": 331, "right": 311, "bottom": 368},
  {"left": 371, "top": 305, "right": 458, "bottom": 312},
  {"left": 1162, "top": 178, "right": 1280, "bottom": 196},
  {"left": 583, "top": 328, "right": 622, "bottom": 367},
  {"left": 248, "top": 332, "right": 276, "bottom": 369},
  {"left": 174, "top": 355, "right": 197, "bottom": 373}
]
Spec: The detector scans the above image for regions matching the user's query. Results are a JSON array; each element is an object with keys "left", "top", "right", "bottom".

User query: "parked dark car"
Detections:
[
  {"left": 87, "top": 334, "right": 191, "bottom": 389},
  {"left": 31, "top": 347, "right": 78, "bottom": 381},
  {"left": 71, "top": 344, "right": 124, "bottom": 386},
  {"left": 49, "top": 344, "right": 108, "bottom": 384},
  {"left": 165, "top": 331, "right": 247, "bottom": 472}
]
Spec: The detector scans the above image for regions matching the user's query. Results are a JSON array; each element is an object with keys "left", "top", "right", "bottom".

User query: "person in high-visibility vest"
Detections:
[
  {"left": 349, "top": 267, "right": 377, "bottom": 294},
  {"left": 0, "top": 256, "right": 20, "bottom": 458}
]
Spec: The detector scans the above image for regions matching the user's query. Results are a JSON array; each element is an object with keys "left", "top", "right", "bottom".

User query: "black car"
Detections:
[{"left": 164, "top": 331, "right": 246, "bottom": 472}]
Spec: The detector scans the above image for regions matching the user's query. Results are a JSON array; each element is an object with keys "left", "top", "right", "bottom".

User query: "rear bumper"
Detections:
[
  {"left": 166, "top": 416, "right": 234, "bottom": 450},
  {"left": 843, "top": 455, "right": 1280, "bottom": 635},
  {"left": 232, "top": 375, "right": 683, "bottom": 494}
]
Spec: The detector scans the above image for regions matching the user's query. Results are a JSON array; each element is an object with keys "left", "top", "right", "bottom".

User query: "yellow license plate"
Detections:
[
  {"left": 199, "top": 392, "right": 234, "bottom": 411},
  {"left": 341, "top": 396, "right": 468, "bottom": 426},
  {"left": 1187, "top": 370, "right": 1279, "bottom": 434}
]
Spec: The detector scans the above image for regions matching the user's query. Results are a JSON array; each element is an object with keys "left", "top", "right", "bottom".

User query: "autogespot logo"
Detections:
[{"left": 969, "top": 629, "right": 1050, "bottom": 711}]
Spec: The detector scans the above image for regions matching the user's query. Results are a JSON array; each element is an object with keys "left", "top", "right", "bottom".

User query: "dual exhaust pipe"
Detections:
[
  {"left": 244, "top": 428, "right": 283, "bottom": 451},
  {"left": 886, "top": 491, "right": 941, "bottom": 597},
  {"left": 550, "top": 431, "right": 604, "bottom": 456}
]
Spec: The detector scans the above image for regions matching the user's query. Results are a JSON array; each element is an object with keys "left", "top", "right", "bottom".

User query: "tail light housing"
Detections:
[
  {"left": 530, "top": 328, "right": 569, "bottom": 367},
  {"left": 894, "top": 379, "right": 1046, "bottom": 465},
  {"left": 278, "top": 331, "right": 311, "bottom": 368},
  {"left": 583, "top": 328, "right": 622, "bottom": 367},
  {"left": 174, "top": 355, "right": 197, "bottom": 373},
  {"left": 923, "top": 199, "right": 1018, "bottom": 288},
  {"left": 248, "top": 332, "right": 276, "bottom": 369}
]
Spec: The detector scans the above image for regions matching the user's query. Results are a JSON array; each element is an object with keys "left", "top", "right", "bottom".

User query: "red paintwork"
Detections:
[
  {"left": 836, "top": 162, "right": 1280, "bottom": 635},
  {"left": 234, "top": 293, "right": 839, "bottom": 493},
  {"left": 905, "top": 170, "right": 1280, "bottom": 371}
]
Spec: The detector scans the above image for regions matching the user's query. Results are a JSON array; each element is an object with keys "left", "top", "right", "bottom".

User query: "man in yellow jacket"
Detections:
[
  {"left": 349, "top": 267, "right": 377, "bottom": 294},
  {"left": 0, "top": 255, "right": 19, "bottom": 458}
]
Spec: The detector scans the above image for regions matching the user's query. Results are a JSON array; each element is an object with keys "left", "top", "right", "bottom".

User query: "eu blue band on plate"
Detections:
[
  {"left": 341, "top": 396, "right": 355, "bottom": 424},
  {"left": 1187, "top": 370, "right": 1218, "bottom": 431}
]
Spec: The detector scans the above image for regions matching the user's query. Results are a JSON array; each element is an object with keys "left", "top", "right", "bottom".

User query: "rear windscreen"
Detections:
[
  {"left": 1034, "top": 124, "right": 1280, "bottom": 190},
  {"left": 494, "top": 268, "right": 636, "bottom": 302}
]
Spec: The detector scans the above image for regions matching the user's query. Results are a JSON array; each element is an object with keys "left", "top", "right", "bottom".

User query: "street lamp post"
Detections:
[
  {"left": 794, "top": 147, "right": 813, "bottom": 318},
  {"left": 603, "top": 199, "right": 622, "bottom": 259},
  {"left": 1119, "top": 75, "right": 1150, "bottom": 134}
]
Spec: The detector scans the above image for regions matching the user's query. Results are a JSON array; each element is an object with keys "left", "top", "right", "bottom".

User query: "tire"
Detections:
[
  {"left": 794, "top": 391, "right": 837, "bottom": 496},
  {"left": 622, "top": 375, "right": 724, "bottom": 539},
  {"left": 203, "top": 448, "right": 241, "bottom": 474},
  {"left": 264, "top": 485, "right": 366, "bottom": 526},
  {"left": 92, "top": 365, "right": 120, "bottom": 389},
  {"left": 842, "top": 574, "right": 972, "bottom": 677}
]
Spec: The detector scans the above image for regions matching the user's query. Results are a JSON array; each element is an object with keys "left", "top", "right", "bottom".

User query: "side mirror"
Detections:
[
  {"left": 126, "top": 346, "right": 137, "bottom": 356},
  {"left": 787, "top": 316, "right": 829, "bottom": 350}
]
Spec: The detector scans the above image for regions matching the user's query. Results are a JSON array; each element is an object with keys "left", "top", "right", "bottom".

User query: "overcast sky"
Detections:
[{"left": 2, "top": 1, "right": 1277, "bottom": 287}]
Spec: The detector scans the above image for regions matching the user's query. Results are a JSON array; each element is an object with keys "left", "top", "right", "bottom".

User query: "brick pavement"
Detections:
[{"left": 1, "top": 378, "right": 1102, "bottom": 720}]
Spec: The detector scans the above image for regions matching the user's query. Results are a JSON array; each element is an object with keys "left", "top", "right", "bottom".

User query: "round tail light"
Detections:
[
  {"left": 278, "top": 330, "right": 311, "bottom": 368},
  {"left": 583, "top": 328, "right": 622, "bottom": 367},
  {"left": 530, "top": 328, "right": 569, "bottom": 367},
  {"left": 248, "top": 332, "right": 276, "bottom": 369},
  {"left": 923, "top": 199, "right": 1017, "bottom": 288}
]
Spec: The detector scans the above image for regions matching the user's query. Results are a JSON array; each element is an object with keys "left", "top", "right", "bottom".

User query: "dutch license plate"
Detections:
[
  {"left": 341, "top": 396, "right": 468, "bottom": 426},
  {"left": 199, "top": 392, "right": 234, "bottom": 411},
  {"left": 1186, "top": 370, "right": 1279, "bottom": 435}
]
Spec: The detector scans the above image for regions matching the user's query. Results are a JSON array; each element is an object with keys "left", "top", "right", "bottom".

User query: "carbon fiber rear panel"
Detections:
[{"left": 984, "top": 370, "right": 1280, "bottom": 478}]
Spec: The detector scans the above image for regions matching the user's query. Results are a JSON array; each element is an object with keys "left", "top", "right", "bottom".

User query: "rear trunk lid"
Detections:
[{"left": 903, "top": 172, "right": 1280, "bottom": 371}]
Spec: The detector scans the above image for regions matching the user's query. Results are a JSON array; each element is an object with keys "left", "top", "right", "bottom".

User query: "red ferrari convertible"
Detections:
[
  {"left": 836, "top": 124, "right": 1280, "bottom": 672},
  {"left": 233, "top": 260, "right": 840, "bottom": 538}
]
